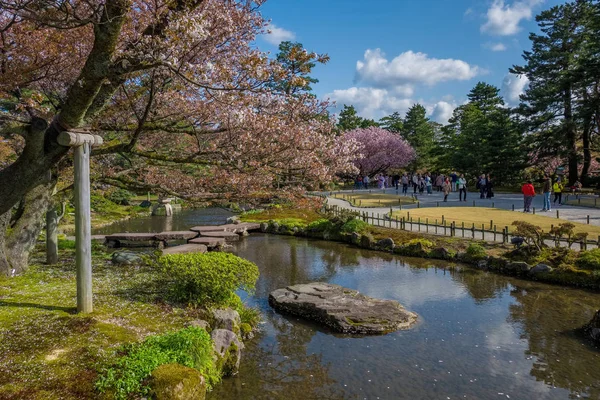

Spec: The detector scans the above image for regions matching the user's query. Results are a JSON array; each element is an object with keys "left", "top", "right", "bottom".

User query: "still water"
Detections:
[{"left": 96, "top": 211, "right": 600, "bottom": 399}]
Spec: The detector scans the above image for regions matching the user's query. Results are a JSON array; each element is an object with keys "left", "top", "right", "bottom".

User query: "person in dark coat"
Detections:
[{"left": 485, "top": 174, "right": 494, "bottom": 199}]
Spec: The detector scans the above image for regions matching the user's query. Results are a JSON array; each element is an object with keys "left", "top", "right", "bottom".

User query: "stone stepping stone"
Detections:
[
  {"left": 199, "top": 231, "right": 240, "bottom": 242},
  {"left": 154, "top": 231, "right": 198, "bottom": 241},
  {"left": 105, "top": 232, "right": 158, "bottom": 241},
  {"left": 190, "top": 226, "right": 228, "bottom": 233},
  {"left": 188, "top": 237, "right": 225, "bottom": 247},
  {"left": 236, "top": 222, "right": 261, "bottom": 232},
  {"left": 162, "top": 244, "right": 208, "bottom": 255}
]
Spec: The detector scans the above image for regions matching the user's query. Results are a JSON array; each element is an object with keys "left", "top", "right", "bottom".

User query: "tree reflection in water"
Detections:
[{"left": 508, "top": 282, "right": 600, "bottom": 398}]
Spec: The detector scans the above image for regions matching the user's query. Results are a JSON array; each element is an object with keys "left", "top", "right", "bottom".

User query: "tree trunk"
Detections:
[
  {"left": 581, "top": 114, "right": 592, "bottom": 184},
  {"left": 0, "top": 178, "right": 56, "bottom": 276},
  {"left": 46, "top": 209, "right": 59, "bottom": 265},
  {"left": 564, "top": 86, "right": 579, "bottom": 186}
]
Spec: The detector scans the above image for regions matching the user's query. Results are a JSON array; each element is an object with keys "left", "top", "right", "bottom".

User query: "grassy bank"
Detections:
[
  {"left": 391, "top": 207, "right": 600, "bottom": 235},
  {"left": 331, "top": 192, "right": 416, "bottom": 208},
  {"left": 0, "top": 243, "right": 259, "bottom": 399},
  {"left": 242, "top": 205, "right": 600, "bottom": 290}
]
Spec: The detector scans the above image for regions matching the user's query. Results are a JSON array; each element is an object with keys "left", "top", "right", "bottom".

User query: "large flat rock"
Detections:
[
  {"left": 199, "top": 231, "right": 240, "bottom": 242},
  {"left": 162, "top": 244, "right": 208, "bottom": 255},
  {"left": 189, "top": 223, "right": 261, "bottom": 234},
  {"left": 189, "top": 226, "right": 227, "bottom": 233},
  {"left": 188, "top": 237, "right": 225, "bottom": 247},
  {"left": 269, "top": 282, "right": 418, "bottom": 335},
  {"left": 154, "top": 231, "right": 198, "bottom": 241},
  {"left": 105, "top": 233, "right": 158, "bottom": 241}
]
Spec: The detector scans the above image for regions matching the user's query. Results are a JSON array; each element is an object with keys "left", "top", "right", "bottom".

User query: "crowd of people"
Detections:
[
  {"left": 354, "top": 172, "right": 582, "bottom": 213},
  {"left": 353, "top": 172, "right": 496, "bottom": 202}
]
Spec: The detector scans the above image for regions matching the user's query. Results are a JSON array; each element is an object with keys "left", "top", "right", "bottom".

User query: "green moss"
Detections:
[
  {"left": 576, "top": 248, "right": 600, "bottom": 271},
  {"left": 150, "top": 363, "right": 206, "bottom": 400},
  {"left": 240, "top": 323, "right": 252, "bottom": 337}
]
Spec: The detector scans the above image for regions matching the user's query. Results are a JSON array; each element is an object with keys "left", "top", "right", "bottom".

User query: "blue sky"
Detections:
[{"left": 257, "top": 0, "right": 564, "bottom": 123}]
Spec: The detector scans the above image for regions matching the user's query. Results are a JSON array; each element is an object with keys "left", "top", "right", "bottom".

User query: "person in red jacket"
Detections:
[{"left": 522, "top": 180, "right": 536, "bottom": 213}]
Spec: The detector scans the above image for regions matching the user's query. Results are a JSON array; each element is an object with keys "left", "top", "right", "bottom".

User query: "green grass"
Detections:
[
  {"left": 0, "top": 247, "right": 204, "bottom": 399},
  {"left": 240, "top": 207, "right": 322, "bottom": 226},
  {"left": 332, "top": 192, "right": 416, "bottom": 207},
  {"left": 390, "top": 207, "right": 600, "bottom": 235}
]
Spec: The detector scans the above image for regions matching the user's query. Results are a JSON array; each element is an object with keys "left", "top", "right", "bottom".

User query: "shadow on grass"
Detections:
[{"left": 0, "top": 300, "right": 77, "bottom": 314}]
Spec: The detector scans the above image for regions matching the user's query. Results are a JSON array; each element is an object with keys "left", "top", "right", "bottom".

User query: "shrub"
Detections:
[
  {"left": 107, "top": 189, "right": 134, "bottom": 206},
  {"left": 306, "top": 218, "right": 333, "bottom": 232},
  {"left": 340, "top": 218, "right": 368, "bottom": 234},
  {"left": 96, "top": 327, "right": 219, "bottom": 399},
  {"left": 576, "top": 249, "right": 600, "bottom": 271},
  {"left": 159, "top": 253, "right": 259, "bottom": 307},
  {"left": 466, "top": 243, "right": 487, "bottom": 260},
  {"left": 512, "top": 221, "right": 544, "bottom": 250},
  {"left": 405, "top": 238, "right": 434, "bottom": 249}
]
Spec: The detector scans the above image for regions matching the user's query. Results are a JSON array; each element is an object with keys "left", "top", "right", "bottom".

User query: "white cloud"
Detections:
[
  {"left": 430, "top": 101, "right": 457, "bottom": 124},
  {"left": 326, "top": 87, "right": 413, "bottom": 120},
  {"left": 501, "top": 73, "right": 529, "bottom": 104},
  {"left": 355, "top": 49, "right": 481, "bottom": 92},
  {"left": 326, "top": 87, "right": 457, "bottom": 124},
  {"left": 481, "top": 0, "right": 543, "bottom": 36},
  {"left": 485, "top": 42, "right": 508, "bottom": 51},
  {"left": 263, "top": 23, "right": 295, "bottom": 45}
]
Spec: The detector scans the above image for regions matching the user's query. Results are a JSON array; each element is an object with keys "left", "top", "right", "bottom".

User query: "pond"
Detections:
[{"left": 97, "top": 210, "right": 600, "bottom": 399}]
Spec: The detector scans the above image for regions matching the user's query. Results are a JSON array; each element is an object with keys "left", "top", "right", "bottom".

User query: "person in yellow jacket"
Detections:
[{"left": 552, "top": 178, "right": 563, "bottom": 206}]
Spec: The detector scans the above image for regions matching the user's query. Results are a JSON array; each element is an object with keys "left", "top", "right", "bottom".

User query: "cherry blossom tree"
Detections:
[
  {"left": 344, "top": 127, "right": 416, "bottom": 177},
  {"left": 0, "top": 0, "right": 358, "bottom": 275}
]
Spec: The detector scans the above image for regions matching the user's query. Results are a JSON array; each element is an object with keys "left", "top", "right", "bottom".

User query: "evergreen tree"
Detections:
[
  {"left": 379, "top": 112, "right": 404, "bottom": 133},
  {"left": 271, "top": 41, "right": 329, "bottom": 95},
  {"left": 439, "top": 83, "right": 526, "bottom": 184},
  {"left": 511, "top": 1, "right": 591, "bottom": 184},
  {"left": 336, "top": 105, "right": 379, "bottom": 131},
  {"left": 402, "top": 104, "right": 435, "bottom": 169}
]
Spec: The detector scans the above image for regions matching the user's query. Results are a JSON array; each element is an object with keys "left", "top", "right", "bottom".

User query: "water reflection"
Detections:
[
  {"left": 93, "top": 208, "right": 233, "bottom": 234},
  {"left": 211, "top": 235, "right": 600, "bottom": 400},
  {"left": 508, "top": 283, "right": 600, "bottom": 398}
]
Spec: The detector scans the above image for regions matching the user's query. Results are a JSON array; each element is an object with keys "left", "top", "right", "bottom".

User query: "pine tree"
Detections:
[
  {"left": 402, "top": 104, "right": 435, "bottom": 170},
  {"left": 511, "top": 1, "right": 590, "bottom": 184}
]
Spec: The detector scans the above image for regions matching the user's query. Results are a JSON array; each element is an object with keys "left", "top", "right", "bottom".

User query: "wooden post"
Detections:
[
  {"left": 556, "top": 210, "right": 559, "bottom": 219},
  {"left": 512, "top": 204, "right": 515, "bottom": 211},
  {"left": 462, "top": 222, "right": 465, "bottom": 238},
  {"left": 587, "top": 215, "right": 590, "bottom": 225},
  {"left": 58, "top": 131, "right": 103, "bottom": 314}
]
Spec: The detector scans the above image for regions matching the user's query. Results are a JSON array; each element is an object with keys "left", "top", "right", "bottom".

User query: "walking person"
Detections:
[
  {"left": 485, "top": 174, "right": 494, "bottom": 199},
  {"left": 401, "top": 173, "right": 409, "bottom": 195},
  {"left": 522, "top": 180, "right": 536, "bottom": 213},
  {"left": 541, "top": 174, "right": 552, "bottom": 211},
  {"left": 363, "top": 175, "right": 369, "bottom": 189},
  {"left": 478, "top": 174, "right": 487, "bottom": 199},
  {"left": 426, "top": 174, "right": 433, "bottom": 195},
  {"left": 435, "top": 174, "right": 444, "bottom": 192},
  {"left": 412, "top": 174, "right": 419, "bottom": 194},
  {"left": 458, "top": 174, "right": 467, "bottom": 202},
  {"left": 418, "top": 175, "right": 425, "bottom": 194},
  {"left": 553, "top": 178, "right": 563, "bottom": 206},
  {"left": 443, "top": 178, "right": 452, "bottom": 202},
  {"left": 450, "top": 171, "right": 458, "bottom": 192}
]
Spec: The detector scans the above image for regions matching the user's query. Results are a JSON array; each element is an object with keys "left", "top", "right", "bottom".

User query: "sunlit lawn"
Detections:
[
  {"left": 332, "top": 192, "right": 416, "bottom": 207},
  {"left": 390, "top": 207, "right": 600, "bottom": 236}
]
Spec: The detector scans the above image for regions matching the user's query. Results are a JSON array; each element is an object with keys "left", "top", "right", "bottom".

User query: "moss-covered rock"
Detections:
[
  {"left": 150, "top": 363, "right": 206, "bottom": 400},
  {"left": 359, "top": 233, "right": 375, "bottom": 249},
  {"left": 211, "top": 329, "right": 244, "bottom": 377},
  {"left": 212, "top": 308, "right": 241, "bottom": 334}
]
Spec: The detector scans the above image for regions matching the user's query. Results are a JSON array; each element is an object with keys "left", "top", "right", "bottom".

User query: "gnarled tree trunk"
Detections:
[{"left": 0, "top": 177, "right": 56, "bottom": 276}]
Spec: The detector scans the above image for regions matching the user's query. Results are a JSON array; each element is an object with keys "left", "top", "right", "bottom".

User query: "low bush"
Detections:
[
  {"left": 159, "top": 253, "right": 259, "bottom": 307},
  {"left": 96, "top": 327, "right": 219, "bottom": 399},
  {"left": 340, "top": 218, "right": 368, "bottom": 234},
  {"left": 107, "top": 189, "right": 134, "bottom": 206},
  {"left": 576, "top": 249, "right": 600, "bottom": 271},
  {"left": 306, "top": 219, "right": 334, "bottom": 233},
  {"left": 466, "top": 243, "right": 487, "bottom": 260}
]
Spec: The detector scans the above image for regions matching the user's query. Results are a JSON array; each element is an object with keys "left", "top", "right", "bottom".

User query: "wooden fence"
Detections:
[{"left": 323, "top": 204, "right": 598, "bottom": 251}]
